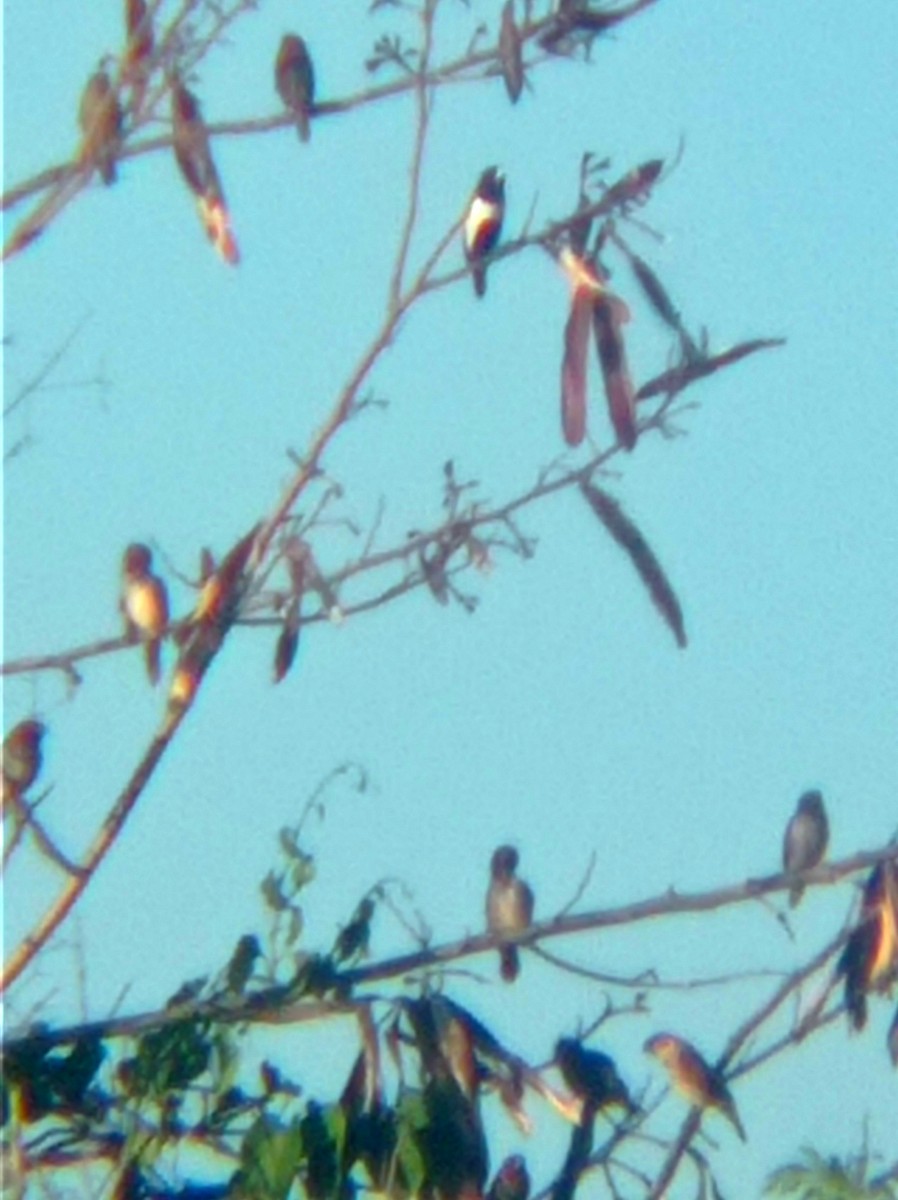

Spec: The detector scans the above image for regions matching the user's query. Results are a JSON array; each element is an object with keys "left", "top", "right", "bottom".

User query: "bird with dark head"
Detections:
[
  {"left": 783, "top": 789, "right": 829, "bottom": 907},
  {"left": 2, "top": 720, "right": 47, "bottom": 809},
  {"left": 464, "top": 167, "right": 506, "bottom": 298},
  {"left": 555, "top": 1037, "right": 635, "bottom": 1118},
  {"left": 275, "top": 35, "right": 316, "bottom": 143},
  {"left": 120, "top": 543, "right": 170, "bottom": 686},
  {"left": 79, "top": 69, "right": 123, "bottom": 185},
  {"left": 837, "top": 858, "right": 898, "bottom": 1030},
  {"left": 486, "top": 845, "right": 534, "bottom": 982},
  {"left": 644, "top": 1032, "right": 746, "bottom": 1142},
  {"left": 487, "top": 1154, "right": 530, "bottom": 1200},
  {"left": 170, "top": 81, "right": 240, "bottom": 264}
]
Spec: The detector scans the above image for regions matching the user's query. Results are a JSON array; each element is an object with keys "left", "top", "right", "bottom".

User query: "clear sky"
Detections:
[{"left": 4, "top": 1, "right": 898, "bottom": 1195}]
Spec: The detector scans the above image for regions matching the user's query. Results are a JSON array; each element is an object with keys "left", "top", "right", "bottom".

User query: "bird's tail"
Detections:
[
  {"left": 499, "top": 945, "right": 520, "bottom": 982},
  {"left": 145, "top": 639, "right": 162, "bottom": 687}
]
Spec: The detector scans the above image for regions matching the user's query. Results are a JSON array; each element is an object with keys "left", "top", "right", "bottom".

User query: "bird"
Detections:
[
  {"left": 170, "top": 80, "right": 239, "bottom": 264},
  {"left": 120, "top": 543, "right": 170, "bottom": 685},
  {"left": 464, "top": 167, "right": 505, "bottom": 298},
  {"left": 836, "top": 859, "right": 898, "bottom": 1030},
  {"left": 782, "top": 789, "right": 829, "bottom": 906},
  {"left": 486, "top": 845, "right": 534, "bottom": 982},
  {"left": 275, "top": 35, "right": 316, "bottom": 143},
  {"left": 487, "top": 1154, "right": 530, "bottom": 1200},
  {"left": 644, "top": 1032, "right": 746, "bottom": 1142},
  {"left": 2, "top": 720, "right": 47, "bottom": 809},
  {"left": 555, "top": 1037, "right": 635, "bottom": 1117},
  {"left": 78, "top": 69, "right": 123, "bottom": 185}
]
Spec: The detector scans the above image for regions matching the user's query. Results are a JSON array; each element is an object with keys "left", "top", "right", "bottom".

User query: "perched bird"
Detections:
[
  {"left": 120, "top": 543, "right": 170, "bottom": 686},
  {"left": 644, "top": 1032, "right": 746, "bottom": 1142},
  {"left": 2, "top": 720, "right": 47, "bottom": 808},
  {"left": 486, "top": 845, "right": 534, "bottom": 982},
  {"left": 124, "top": 0, "right": 154, "bottom": 113},
  {"left": 555, "top": 1037, "right": 635, "bottom": 1117},
  {"left": 782, "top": 789, "right": 829, "bottom": 907},
  {"left": 78, "top": 69, "right": 123, "bottom": 185},
  {"left": 171, "top": 80, "right": 239, "bottom": 264},
  {"left": 275, "top": 35, "right": 316, "bottom": 143},
  {"left": 464, "top": 167, "right": 505, "bottom": 298},
  {"left": 837, "top": 859, "right": 898, "bottom": 1030},
  {"left": 487, "top": 1154, "right": 530, "bottom": 1200}
]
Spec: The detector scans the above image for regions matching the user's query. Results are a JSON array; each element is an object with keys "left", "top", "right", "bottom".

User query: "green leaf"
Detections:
[{"left": 232, "top": 1114, "right": 304, "bottom": 1200}]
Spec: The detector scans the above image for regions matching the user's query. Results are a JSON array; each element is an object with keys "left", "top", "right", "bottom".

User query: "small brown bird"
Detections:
[
  {"left": 79, "top": 69, "right": 123, "bottom": 185},
  {"left": 783, "top": 790, "right": 829, "bottom": 907},
  {"left": 171, "top": 81, "right": 240, "bottom": 265},
  {"left": 486, "top": 845, "right": 534, "bottom": 982},
  {"left": 121, "top": 543, "right": 170, "bottom": 685},
  {"left": 275, "top": 35, "right": 316, "bottom": 143},
  {"left": 644, "top": 1032, "right": 746, "bottom": 1142},
  {"left": 555, "top": 1037, "right": 634, "bottom": 1116},
  {"left": 2, "top": 720, "right": 47, "bottom": 808}
]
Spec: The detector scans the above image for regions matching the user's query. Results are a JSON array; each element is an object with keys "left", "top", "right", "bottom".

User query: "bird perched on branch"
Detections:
[
  {"left": 464, "top": 167, "right": 505, "bottom": 298},
  {"left": 555, "top": 1037, "right": 635, "bottom": 1118},
  {"left": 837, "top": 858, "right": 898, "bottom": 1030},
  {"left": 171, "top": 80, "right": 240, "bottom": 264},
  {"left": 644, "top": 1032, "right": 746, "bottom": 1142},
  {"left": 486, "top": 845, "right": 534, "bottom": 982},
  {"left": 275, "top": 35, "right": 316, "bottom": 143},
  {"left": 2, "top": 720, "right": 47, "bottom": 810},
  {"left": 120, "top": 543, "right": 170, "bottom": 686},
  {"left": 782, "top": 789, "right": 829, "bottom": 906},
  {"left": 78, "top": 69, "right": 123, "bottom": 185}
]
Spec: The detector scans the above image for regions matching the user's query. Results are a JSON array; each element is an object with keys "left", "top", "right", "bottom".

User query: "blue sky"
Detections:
[{"left": 4, "top": 1, "right": 898, "bottom": 1194}]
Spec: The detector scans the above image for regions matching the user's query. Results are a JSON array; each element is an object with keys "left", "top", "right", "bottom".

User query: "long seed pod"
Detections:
[
  {"left": 499, "top": 1, "right": 524, "bottom": 103},
  {"left": 561, "top": 287, "right": 592, "bottom": 447},
  {"left": 580, "top": 481, "right": 687, "bottom": 648},
  {"left": 592, "top": 294, "right": 636, "bottom": 450}
]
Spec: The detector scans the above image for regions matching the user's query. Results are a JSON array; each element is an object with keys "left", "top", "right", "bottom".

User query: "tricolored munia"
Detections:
[
  {"left": 464, "top": 167, "right": 505, "bottom": 298},
  {"left": 79, "top": 69, "right": 123, "bottom": 185},
  {"left": 644, "top": 1032, "right": 747, "bottom": 1142},
  {"left": 782, "top": 789, "right": 829, "bottom": 907},
  {"left": 120, "top": 543, "right": 170, "bottom": 685},
  {"left": 2, "top": 720, "right": 47, "bottom": 809},
  {"left": 275, "top": 35, "right": 316, "bottom": 143},
  {"left": 170, "top": 79, "right": 240, "bottom": 265},
  {"left": 486, "top": 844, "right": 534, "bottom": 982},
  {"left": 837, "top": 858, "right": 898, "bottom": 1030}
]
